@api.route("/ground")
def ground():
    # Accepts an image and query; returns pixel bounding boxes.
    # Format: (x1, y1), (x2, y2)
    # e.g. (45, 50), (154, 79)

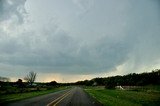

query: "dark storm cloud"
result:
(0, 0), (160, 77)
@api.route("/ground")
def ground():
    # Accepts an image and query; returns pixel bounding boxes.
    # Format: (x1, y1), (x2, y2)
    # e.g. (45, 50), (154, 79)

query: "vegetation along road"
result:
(7, 87), (102, 106)
(85, 86), (160, 106)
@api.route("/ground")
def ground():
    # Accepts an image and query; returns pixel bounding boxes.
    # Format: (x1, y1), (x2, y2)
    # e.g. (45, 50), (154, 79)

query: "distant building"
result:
(115, 86), (124, 90)
(93, 82), (97, 86)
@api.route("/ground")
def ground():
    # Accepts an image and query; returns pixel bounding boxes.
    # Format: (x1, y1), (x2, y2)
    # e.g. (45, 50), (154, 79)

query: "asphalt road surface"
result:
(8, 87), (102, 106)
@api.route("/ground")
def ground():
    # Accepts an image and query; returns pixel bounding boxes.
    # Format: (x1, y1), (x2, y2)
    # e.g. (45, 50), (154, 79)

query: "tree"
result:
(16, 79), (23, 87)
(24, 71), (37, 86)
(16, 79), (25, 92)
(49, 81), (57, 86)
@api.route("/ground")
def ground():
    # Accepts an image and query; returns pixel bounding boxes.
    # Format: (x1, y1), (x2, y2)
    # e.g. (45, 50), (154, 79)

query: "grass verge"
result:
(85, 87), (160, 106)
(0, 86), (69, 104)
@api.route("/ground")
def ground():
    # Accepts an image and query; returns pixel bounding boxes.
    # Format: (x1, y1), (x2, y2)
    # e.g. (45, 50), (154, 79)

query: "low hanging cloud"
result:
(72, 0), (95, 14)
(0, 0), (160, 80)
(0, 0), (26, 23)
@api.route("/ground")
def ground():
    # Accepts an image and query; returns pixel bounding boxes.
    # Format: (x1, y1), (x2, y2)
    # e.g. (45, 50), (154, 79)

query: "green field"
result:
(85, 86), (160, 106)
(0, 86), (69, 104)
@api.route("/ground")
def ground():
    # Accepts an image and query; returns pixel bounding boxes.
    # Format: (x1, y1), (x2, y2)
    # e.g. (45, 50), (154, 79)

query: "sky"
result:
(0, 0), (160, 82)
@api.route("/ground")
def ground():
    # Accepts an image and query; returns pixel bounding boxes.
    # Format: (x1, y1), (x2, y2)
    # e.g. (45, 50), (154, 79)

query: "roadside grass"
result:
(85, 86), (160, 106)
(0, 86), (70, 104)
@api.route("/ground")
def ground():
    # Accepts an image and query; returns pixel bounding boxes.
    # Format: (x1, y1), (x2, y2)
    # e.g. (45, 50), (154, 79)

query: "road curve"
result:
(8, 87), (102, 106)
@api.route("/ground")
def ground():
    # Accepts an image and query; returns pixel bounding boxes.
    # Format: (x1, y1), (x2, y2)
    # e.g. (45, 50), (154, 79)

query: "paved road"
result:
(8, 87), (102, 106)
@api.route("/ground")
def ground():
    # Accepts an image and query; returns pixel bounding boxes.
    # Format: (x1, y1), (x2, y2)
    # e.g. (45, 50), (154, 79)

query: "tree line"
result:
(0, 71), (60, 94)
(1, 69), (160, 90)
(74, 69), (160, 88)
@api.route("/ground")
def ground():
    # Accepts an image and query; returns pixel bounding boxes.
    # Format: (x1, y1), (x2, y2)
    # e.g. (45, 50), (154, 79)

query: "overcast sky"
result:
(0, 0), (160, 82)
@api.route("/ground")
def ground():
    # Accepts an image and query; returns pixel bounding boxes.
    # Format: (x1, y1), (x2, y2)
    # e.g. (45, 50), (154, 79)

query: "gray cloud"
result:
(0, 0), (26, 23)
(0, 0), (160, 80)
(72, 0), (94, 14)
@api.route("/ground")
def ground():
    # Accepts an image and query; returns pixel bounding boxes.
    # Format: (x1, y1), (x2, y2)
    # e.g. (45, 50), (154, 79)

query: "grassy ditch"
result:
(0, 86), (70, 104)
(85, 86), (160, 106)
